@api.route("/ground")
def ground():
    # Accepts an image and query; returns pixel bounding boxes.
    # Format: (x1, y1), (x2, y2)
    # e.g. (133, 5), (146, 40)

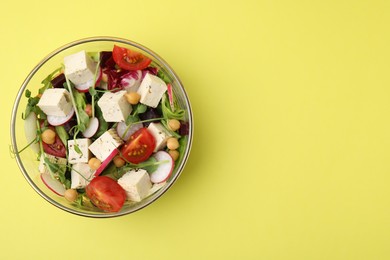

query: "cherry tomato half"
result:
(86, 176), (127, 212)
(112, 45), (152, 71)
(120, 128), (156, 164)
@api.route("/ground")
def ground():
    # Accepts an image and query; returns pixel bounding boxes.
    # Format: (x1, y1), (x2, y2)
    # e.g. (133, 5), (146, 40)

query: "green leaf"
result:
(69, 88), (90, 134)
(117, 157), (169, 175)
(55, 125), (69, 149)
(73, 91), (86, 110)
(126, 114), (140, 125)
(33, 106), (47, 120)
(95, 105), (108, 138)
(135, 103), (147, 114)
(74, 194), (84, 207)
(161, 94), (185, 121)
(23, 106), (32, 120)
(74, 144), (82, 155)
(89, 86), (97, 97)
(77, 109), (90, 132)
(28, 96), (40, 106)
(39, 67), (61, 94)
(100, 162), (121, 180)
(157, 69), (171, 84)
(24, 96), (41, 119)
(44, 157), (60, 173)
(140, 157), (159, 173)
(174, 135), (188, 172)
(25, 89), (31, 98)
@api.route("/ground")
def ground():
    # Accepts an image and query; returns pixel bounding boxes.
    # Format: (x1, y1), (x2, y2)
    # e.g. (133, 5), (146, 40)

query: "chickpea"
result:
(88, 157), (102, 170)
(41, 129), (56, 144)
(168, 150), (180, 161)
(168, 119), (181, 131)
(125, 92), (141, 105)
(167, 137), (180, 150)
(85, 104), (93, 117)
(101, 72), (108, 83)
(113, 156), (126, 168)
(64, 189), (78, 202)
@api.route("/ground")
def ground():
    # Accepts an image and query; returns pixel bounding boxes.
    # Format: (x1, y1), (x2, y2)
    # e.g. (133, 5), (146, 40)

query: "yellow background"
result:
(1, 0), (390, 259)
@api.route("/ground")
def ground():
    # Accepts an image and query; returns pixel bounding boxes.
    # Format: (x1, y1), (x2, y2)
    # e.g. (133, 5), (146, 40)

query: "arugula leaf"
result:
(64, 81), (89, 135)
(37, 119), (69, 189)
(161, 94), (185, 121)
(157, 69), (171, 84)
(73, 144), (82, 155)
(73, 90), (86, 110)
(23, 67), (60, 120)
(100, 162), (121, 180)
(125, 114), (140, 125)
(43, 156), (68, 188)
(117, 156), (169, 176)
(134, 103), (147, 114)
(95, 105), (108, 138)
(124, 103), (147, 125)
(174, 135), (188, 172)
(74, 194), (84, 207)
(55, 125), (69, 149)
(139, 157), (160, 173)
(44, 157), (60, 174)
(73, 91), (90, 132)
(77, 109), (90, 132)
(39, 67), (61, 94)
(23, 94), (46, 120)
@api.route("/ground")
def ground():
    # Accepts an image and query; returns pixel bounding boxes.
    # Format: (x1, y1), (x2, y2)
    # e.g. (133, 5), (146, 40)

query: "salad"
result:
(20, 45), (189, 212)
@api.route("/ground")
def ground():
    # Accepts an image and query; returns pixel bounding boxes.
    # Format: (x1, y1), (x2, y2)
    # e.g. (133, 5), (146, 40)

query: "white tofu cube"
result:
(88, 129), (123, 162)
(137, 73), (167, 108)
(64, 50), (97, 87)
(147, 122), (172, 152)
(37, 88), (73, 117)
(39, 153), (67, 177)
(117, 169), (152, 202)
(67, 138), (91, 164)
(71, 163), (95, 189)
(97, 90), (132, 122)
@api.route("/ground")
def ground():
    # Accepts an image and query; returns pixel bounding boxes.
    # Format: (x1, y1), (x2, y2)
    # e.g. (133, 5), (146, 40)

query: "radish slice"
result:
(150, 151), (174, 183)
(24, 112), (40, 153)
(94, 149), (119, 176)
(82, 117), (99, 138)
(116, 121), (143, 141)
(75, 68), (102, 92)
(40, 172), (66, 196)
(74, 79), (94, 92)
(47, 108), (75, 126)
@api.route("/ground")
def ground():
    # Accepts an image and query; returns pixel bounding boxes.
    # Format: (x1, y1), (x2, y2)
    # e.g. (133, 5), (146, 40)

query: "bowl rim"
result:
(10, 36), (193, 218)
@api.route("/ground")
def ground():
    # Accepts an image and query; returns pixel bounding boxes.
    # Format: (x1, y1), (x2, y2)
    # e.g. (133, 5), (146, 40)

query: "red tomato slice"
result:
(120, 128), (156, 164)
(42, 127), (66, 158)
(112, 45), (152, 71)
(86, 176), (126, 212)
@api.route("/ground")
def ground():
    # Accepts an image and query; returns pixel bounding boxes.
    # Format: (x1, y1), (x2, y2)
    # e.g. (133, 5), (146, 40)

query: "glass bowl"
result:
(10, 37), (193, 218)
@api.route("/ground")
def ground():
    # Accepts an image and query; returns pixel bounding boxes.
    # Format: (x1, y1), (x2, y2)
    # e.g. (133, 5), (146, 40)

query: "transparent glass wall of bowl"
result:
(13, 38), (192, 217)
